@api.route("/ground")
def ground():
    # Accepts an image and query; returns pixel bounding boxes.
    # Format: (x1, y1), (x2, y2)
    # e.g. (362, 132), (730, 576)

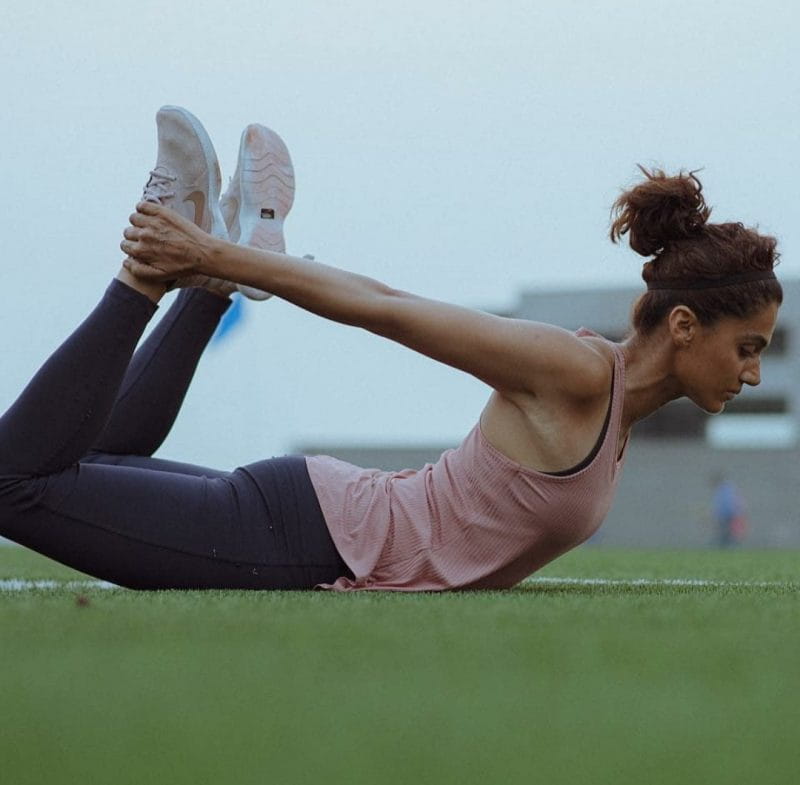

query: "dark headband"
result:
(646, 270), (777, 291)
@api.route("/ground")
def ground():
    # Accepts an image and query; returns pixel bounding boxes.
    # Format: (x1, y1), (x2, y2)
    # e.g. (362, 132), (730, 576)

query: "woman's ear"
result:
(667, 305), (699, 348)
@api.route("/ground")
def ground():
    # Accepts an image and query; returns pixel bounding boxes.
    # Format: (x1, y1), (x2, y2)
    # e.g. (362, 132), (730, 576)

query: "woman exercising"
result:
(0, 106), (781, 591)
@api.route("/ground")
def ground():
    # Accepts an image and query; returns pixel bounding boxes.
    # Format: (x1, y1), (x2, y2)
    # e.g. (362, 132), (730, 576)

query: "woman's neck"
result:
(619, 330), (684, 428)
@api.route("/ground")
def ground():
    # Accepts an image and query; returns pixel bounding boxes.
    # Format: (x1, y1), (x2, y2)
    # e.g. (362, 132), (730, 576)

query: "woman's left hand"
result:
(120, 201), (218, 282)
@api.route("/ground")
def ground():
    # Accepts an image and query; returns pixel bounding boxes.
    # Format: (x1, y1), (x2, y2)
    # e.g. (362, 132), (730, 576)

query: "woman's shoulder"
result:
(555, 331), (617, 401)
(576, 332), (619, 360)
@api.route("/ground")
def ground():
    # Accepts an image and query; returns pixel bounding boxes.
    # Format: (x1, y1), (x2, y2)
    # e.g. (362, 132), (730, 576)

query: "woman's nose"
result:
(741, 358), (761, 387)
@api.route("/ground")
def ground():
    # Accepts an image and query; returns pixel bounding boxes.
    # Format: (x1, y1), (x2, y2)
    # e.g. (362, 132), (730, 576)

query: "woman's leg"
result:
(1, 455), (350, 589)
(82, 451), (230, 478)
(0, 279), (351, 588)
(0, 279), (158, 477)
(88, 287), (232, 460)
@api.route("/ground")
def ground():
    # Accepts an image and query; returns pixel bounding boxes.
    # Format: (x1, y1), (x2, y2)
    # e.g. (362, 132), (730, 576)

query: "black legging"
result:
(0, 280), (352, 589)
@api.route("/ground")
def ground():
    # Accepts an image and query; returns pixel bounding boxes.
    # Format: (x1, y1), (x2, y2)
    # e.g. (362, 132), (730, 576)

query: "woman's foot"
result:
(219, 124), (295, 300)
(137, 106), (235, 296)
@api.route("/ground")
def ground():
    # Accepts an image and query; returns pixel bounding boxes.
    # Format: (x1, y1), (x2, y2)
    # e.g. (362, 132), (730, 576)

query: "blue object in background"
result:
(212, 293), (245, 345)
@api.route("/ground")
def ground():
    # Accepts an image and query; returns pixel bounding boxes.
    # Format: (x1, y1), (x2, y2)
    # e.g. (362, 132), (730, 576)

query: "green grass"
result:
(1, 547), (798, 785)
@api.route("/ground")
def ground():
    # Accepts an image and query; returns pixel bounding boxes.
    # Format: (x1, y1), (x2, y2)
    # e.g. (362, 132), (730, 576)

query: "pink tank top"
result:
(306, 336), (628, 591)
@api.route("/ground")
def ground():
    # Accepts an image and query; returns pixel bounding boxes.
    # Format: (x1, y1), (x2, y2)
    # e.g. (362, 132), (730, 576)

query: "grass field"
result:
(1, 546), (798, 785)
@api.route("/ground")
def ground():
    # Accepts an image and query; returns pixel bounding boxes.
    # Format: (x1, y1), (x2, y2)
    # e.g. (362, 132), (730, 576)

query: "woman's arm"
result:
(122, 202), (610, 397)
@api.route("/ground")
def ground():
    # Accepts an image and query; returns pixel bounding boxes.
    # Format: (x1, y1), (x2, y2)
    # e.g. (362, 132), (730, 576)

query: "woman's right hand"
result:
(120, 201), (220, 282)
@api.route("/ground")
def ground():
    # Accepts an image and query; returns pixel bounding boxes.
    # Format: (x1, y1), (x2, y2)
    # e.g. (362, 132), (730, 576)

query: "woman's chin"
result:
(704, 399), (727, 415)
(689, 394), (725, 415)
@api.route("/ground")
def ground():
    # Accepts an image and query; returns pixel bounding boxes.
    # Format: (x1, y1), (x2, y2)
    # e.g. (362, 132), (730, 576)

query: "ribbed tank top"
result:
(306, 335), (628, 591)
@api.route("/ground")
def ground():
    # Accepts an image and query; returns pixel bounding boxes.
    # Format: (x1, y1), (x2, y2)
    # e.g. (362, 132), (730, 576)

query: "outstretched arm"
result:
(122, 202), (610, 397)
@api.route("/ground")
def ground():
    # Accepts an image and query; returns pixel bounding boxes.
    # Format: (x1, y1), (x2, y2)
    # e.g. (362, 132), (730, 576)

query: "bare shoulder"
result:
(529, 327), (615, 401)
(578, 334), (618, 371)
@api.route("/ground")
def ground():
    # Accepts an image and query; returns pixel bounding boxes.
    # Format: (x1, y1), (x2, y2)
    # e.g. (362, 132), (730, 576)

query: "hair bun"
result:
(610, 166), (711, 256)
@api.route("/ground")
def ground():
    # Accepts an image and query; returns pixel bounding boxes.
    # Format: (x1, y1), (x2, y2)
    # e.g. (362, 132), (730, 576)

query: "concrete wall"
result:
(599, 441), (800, 547)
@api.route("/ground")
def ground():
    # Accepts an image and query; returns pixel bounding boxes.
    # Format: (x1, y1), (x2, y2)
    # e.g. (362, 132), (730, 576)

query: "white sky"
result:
(1, 0), (798, 467)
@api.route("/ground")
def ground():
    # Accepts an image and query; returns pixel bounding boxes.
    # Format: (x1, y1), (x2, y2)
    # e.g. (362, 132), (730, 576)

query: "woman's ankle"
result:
(116, 267), (166, 304)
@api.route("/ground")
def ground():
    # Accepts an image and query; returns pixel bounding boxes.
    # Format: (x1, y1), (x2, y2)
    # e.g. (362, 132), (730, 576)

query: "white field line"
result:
(526, 576), (796, 589)
(0, 579), (116, 591)
(0, 577), (795, 592)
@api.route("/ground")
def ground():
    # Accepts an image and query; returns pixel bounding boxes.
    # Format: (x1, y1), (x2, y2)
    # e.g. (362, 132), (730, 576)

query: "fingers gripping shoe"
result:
(141, 105), (234, 295)
(219, 124), (295, 300)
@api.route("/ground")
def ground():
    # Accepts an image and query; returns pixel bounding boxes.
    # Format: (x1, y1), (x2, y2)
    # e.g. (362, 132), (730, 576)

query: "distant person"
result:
(711, 476), (748, 547)
(0, 106), (782, 591)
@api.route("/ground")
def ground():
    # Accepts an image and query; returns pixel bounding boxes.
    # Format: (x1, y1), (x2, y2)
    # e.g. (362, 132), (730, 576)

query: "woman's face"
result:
(676, 301), (779, 414)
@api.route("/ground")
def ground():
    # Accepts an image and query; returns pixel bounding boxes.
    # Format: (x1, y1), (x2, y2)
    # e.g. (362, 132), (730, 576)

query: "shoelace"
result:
(137, 167), (181, 290)
(142, 167), (177, 203)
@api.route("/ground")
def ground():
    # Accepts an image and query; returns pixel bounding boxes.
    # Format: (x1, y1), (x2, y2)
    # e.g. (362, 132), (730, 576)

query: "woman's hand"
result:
(120, 201), (219, 282)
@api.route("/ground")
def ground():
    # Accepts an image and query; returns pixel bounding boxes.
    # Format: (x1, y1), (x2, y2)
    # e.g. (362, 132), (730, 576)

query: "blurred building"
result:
(298, 280), (800, 547)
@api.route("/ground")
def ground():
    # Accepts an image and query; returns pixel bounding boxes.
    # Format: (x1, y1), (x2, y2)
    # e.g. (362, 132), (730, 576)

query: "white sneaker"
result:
(219, 124), (295, 300)
(142, 105), (234, 295)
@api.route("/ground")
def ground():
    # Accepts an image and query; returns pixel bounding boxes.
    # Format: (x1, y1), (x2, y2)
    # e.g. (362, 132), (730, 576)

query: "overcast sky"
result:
(2, 0), (798, 467)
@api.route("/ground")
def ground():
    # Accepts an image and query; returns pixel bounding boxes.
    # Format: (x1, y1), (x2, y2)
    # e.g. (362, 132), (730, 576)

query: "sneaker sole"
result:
(235, 124), (295, 300)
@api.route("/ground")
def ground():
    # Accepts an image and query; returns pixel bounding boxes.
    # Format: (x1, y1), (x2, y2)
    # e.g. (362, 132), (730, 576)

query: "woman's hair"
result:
(610, 166), (782, 334)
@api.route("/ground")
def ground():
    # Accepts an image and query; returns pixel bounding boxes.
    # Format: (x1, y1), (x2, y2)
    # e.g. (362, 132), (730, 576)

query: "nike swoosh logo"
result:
(183, 191), (206, 229)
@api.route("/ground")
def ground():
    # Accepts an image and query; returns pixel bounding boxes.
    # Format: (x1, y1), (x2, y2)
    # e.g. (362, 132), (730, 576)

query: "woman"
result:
(0, 111), (781, 591)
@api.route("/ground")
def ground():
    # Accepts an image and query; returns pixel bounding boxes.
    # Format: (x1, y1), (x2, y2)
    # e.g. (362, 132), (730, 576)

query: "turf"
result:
(1, 546), (798, 785)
